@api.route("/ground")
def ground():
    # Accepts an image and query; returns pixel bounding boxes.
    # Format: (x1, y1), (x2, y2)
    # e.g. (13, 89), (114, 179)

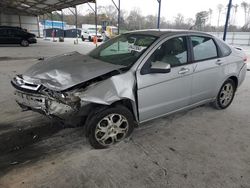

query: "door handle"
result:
(215, 59), (223, 65)
(178, 68), (189, 74)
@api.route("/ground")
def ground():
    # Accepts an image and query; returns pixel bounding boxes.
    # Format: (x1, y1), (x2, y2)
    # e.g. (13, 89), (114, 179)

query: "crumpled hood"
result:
(23, 52), (124, 91)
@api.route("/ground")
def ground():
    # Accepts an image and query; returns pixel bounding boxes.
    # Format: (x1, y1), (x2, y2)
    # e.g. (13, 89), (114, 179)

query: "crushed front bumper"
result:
(14, 90), (76, 119)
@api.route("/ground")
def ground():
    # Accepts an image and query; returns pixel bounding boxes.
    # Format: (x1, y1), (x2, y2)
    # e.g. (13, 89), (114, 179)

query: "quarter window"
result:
(149, 36), (188, 67)
(191, 36), (218, 61)
(215, 38), (232, 57)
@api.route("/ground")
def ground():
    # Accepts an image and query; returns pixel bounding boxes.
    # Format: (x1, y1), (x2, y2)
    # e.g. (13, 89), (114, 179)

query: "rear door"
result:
(137, 35), (194, 122)
(189, 35), (224, 104)
(0, 29), (9, 44)
(8, 29), (23, 44)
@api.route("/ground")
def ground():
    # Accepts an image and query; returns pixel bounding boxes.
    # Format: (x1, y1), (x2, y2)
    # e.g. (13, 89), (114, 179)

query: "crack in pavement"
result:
(131, 138), (168, 178)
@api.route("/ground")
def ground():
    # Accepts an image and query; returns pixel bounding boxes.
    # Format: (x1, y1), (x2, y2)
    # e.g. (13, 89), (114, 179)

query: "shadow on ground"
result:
(0, 116), (63, 154)
(0, 126), (86, 177)
(0, 101), (201, 176)
(0, 105), (193, 177)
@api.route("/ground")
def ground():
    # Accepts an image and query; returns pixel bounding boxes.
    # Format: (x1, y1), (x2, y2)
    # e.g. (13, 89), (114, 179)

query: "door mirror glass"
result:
(150, 61), (171, 73)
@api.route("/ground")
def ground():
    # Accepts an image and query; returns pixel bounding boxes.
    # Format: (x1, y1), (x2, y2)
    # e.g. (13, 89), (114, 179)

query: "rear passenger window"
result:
(191, 36), (218, 61)
(0, 29), (7, 36)
(9, 29), (21, 35)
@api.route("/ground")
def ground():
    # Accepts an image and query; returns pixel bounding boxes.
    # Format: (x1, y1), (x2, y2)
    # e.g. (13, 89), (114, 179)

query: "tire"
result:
(88, 106), (135, 149)
(212, 79), (236, 109)
(88, 36), (93, 42)
(81, 36), (85, 41)
(20, 39), (29, 47)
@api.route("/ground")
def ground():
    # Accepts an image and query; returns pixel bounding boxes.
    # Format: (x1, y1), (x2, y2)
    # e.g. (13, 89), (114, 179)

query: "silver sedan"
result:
(11, 30), (247, 149)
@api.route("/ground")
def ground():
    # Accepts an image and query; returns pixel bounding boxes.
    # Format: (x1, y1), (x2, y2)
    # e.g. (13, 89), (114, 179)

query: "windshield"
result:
(112, 28), (118, 35)
(89, 34), (158, 67)
(88, 28), (96, 33)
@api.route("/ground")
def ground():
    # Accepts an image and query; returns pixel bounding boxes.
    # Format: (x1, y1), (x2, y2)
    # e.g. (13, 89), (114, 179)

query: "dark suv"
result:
(0, 26), (37, 47)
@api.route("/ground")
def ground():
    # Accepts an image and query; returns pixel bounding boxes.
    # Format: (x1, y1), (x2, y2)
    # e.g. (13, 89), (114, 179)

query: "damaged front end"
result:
(11, 71), (138, 123)
(12, 75), (82, 120)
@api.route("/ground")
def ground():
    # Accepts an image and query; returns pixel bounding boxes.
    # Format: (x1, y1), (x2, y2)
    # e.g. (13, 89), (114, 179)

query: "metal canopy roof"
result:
(0, 0), (95, 16)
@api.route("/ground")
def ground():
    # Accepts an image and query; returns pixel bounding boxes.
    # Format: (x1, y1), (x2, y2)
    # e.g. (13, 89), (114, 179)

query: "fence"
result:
(209, 32), (250, 46)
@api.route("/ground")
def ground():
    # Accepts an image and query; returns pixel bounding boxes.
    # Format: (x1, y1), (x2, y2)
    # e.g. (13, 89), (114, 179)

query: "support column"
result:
(37, 16), (40, 37)
(223, 0), (233, 41)
(43, 15), (46, 39)
(118, 0), (120, 34)
(157, 0), (161, 29)
(61, 10), (64, 38)
(75, 6), (78, 44)
(111, 0), (121, 34)
(95, 0), (97, 46)
(51, 13), (54, 28)
(19, 15), (22, 27)
(51, 13), (55, 41)
(87, 1), (98, 46)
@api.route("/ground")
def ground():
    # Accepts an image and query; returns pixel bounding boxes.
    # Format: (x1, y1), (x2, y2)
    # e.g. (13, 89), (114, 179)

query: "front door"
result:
(136, 36), (193, 122)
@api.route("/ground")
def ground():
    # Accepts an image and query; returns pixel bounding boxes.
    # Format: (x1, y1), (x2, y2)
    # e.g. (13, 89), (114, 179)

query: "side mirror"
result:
(150, 61), (171, 73)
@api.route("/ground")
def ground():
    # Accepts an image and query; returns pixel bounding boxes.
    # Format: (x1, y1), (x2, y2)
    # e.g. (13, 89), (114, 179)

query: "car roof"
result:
(125, 29), (213, 37)
(0, 26), (22, 29)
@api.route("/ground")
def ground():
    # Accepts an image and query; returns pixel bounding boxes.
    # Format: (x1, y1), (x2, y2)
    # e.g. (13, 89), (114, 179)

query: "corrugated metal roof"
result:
(0, 0), (95, 16)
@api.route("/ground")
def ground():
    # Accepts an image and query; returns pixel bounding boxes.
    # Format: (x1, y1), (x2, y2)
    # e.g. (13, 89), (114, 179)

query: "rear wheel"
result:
(81, 36), (85, 41)
(212, 79), (236, 109)
(88, 106), (134, 149)
(20, 39), (29, 47)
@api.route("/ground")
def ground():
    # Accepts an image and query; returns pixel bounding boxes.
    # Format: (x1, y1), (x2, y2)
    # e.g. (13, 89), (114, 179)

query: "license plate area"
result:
(15, 91), (46, 109)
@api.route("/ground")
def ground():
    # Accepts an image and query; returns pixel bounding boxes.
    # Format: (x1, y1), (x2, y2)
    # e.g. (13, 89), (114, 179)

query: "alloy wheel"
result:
(219, 83), (234, 107)
(94, 113), (129, 146)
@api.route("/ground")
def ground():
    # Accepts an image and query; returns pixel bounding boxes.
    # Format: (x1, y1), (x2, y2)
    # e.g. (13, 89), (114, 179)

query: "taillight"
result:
(244, 57), (247, 62)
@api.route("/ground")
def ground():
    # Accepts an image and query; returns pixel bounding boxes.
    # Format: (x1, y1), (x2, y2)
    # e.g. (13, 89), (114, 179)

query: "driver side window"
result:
(150, 36), (188, 68)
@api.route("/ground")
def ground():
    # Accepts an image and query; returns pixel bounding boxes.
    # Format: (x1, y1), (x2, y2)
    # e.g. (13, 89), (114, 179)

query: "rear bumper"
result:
(238, 63), (247, 87)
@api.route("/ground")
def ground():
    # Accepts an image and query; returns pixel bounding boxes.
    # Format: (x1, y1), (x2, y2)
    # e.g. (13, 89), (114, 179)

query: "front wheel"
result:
(88, 106), (135, 149)
(20, 39), (29, 47)
(212, 79), (236, 109)
(88, 36), (93, 42)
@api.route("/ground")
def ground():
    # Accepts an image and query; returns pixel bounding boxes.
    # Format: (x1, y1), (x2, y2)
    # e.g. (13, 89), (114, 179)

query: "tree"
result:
(144, 15), (157, 29)
(217, 4), (223, 28)
(231, 4), (239, 25)
(98, 5), (118, 25)
(186, 18), (195, 29)
(241, 1), (249, 25)
(209, 8), (213, 25)
(126, 8), (143, 30)
(195, 11), (209, 30)
(174, 13), (184, 28)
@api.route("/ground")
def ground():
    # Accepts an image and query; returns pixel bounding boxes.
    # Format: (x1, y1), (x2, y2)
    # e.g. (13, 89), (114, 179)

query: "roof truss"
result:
(0, 0), (95, 16)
